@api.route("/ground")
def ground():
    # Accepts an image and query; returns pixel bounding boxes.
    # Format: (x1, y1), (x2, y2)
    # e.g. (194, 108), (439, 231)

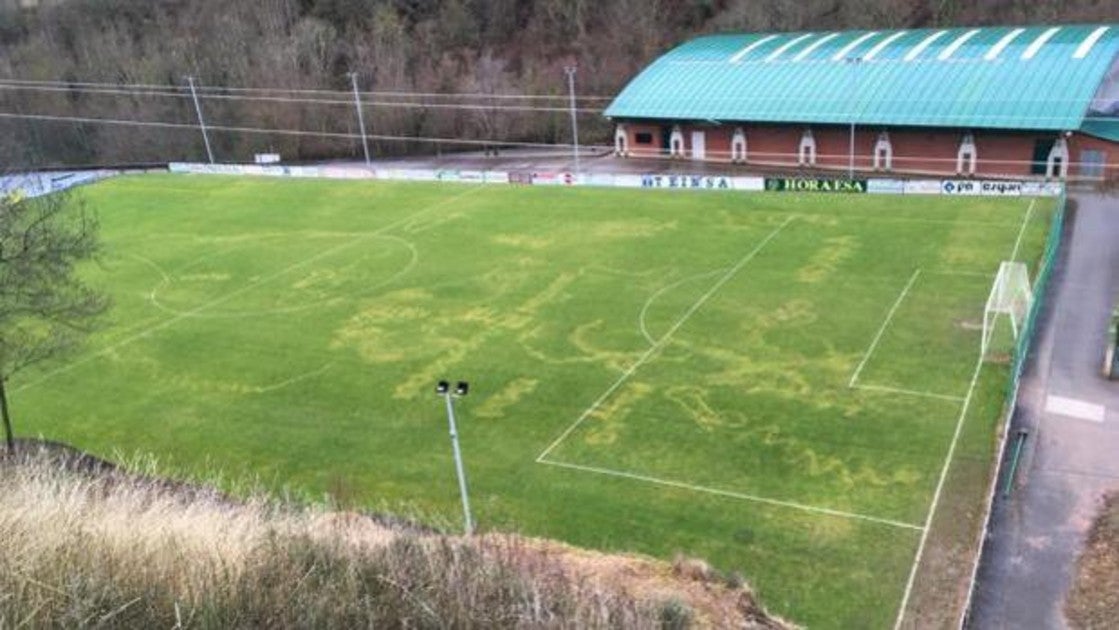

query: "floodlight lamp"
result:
(436, 380), (450, 395)
(455, 381), (469, 396)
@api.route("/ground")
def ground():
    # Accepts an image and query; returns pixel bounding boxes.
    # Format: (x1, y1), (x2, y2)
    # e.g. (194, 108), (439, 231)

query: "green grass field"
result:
(15, 175), (1054, 627)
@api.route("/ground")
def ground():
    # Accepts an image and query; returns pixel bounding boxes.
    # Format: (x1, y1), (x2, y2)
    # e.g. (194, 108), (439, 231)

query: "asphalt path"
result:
(970, 192), (1119, 629)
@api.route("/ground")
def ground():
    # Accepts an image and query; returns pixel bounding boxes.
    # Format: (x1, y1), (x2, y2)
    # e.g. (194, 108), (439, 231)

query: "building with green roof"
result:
(605, 24), (1119, 181)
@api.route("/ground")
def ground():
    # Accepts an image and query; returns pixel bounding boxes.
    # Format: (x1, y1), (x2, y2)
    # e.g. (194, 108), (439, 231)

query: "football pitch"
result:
(16, 175), (1054, 627)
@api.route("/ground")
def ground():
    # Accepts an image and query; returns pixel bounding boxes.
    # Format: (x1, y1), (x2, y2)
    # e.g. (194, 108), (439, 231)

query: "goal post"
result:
(982, 261), (1033, 360)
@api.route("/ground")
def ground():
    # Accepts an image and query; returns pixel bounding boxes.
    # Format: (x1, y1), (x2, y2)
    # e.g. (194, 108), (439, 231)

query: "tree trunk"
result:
(0, 376), (13, 454)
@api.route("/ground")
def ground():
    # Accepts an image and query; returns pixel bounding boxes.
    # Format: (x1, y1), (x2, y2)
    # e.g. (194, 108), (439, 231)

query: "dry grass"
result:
(1067, 492), (1119, 629)
(0, 444), (790, 629)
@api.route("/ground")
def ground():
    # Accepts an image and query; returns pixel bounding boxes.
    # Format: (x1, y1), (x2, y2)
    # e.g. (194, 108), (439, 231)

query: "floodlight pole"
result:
(186, 76), (215, 164)
(564, 65), (581, 177)
(441, 390), (474, 535)
(349, 72), (372, 167)
(846, 57), (862, 180)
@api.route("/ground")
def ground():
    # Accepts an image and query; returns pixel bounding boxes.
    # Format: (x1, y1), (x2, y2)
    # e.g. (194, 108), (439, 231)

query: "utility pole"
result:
(349, 72), (372, 167)
(436, 380), (474, 535)
(185, 76), (215, 164)
(564, 66), (580, 177)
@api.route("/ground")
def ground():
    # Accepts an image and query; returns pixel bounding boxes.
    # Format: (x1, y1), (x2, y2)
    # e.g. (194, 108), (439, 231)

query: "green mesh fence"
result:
(960, 192), (1069, 629)
(1006, 192), (1066, 398)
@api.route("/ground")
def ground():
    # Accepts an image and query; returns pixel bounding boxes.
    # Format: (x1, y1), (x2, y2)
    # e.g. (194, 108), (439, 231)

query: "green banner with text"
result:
(764, 178), (868, 193)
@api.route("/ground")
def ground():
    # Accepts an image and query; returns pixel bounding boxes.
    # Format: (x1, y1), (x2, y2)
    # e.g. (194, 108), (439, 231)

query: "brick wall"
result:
(616, 120), (1119, 180)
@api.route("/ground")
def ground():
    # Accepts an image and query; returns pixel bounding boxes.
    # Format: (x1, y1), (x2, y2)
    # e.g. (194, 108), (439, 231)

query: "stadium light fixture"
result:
(436, 379), (474, 535)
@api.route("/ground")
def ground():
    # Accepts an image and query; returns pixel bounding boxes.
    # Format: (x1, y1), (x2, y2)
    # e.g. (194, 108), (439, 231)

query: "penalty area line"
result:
(851, 383), (965, 403)
(535, 216), (795, 463)
(848, 269), (921, 388)
(538, 458), (925, 532)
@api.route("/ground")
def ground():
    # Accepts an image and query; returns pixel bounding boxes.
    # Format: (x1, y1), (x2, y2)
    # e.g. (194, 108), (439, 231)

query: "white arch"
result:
(670, 126), (685, 158)
(957, 133), (978, 175)
(1047, 136), (1069, 179)
(873, 131), (893, 171)
(731, 127), (747, 162)
(799, 128), (817, 166)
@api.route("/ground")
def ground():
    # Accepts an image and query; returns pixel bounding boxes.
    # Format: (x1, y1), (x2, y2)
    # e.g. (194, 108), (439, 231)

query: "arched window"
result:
(670, 126), (685, 158)
(1047, 136), (1069, 179)
(799, 128), (817, 166)
(731, 127), (747, 162)
(957, 133), (978, 175)
(874, 131), (893, 171)
(614, 124), (629, 157)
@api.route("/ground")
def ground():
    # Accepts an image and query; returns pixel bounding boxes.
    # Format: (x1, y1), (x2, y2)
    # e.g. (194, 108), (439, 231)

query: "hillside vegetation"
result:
(0, 443), (789, 629)
(0, 0), (1112, 166)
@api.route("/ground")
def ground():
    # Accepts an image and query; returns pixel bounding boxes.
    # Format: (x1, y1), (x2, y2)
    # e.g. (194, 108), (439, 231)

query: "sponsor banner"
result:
(585, 173), (619, 188)
(457, 170), (487, 184)
(765, 178), (867, 193)
(321, 166), (374, 179)
(484, 171), (509, 184)
(508, 171), (533, 185)
(941, 179), (1023, 196)
(731, 177), (765, 191)
(903, 179), (943, 195)
(532, 172), (575, 186)
(1021, 181), (1065, 197)
(254, 153), (281, 164)
(641, 174), (735, 190)
(867, 179), (906, 194)
(435, 170), (461, 183)
(612, 174), (645, 188)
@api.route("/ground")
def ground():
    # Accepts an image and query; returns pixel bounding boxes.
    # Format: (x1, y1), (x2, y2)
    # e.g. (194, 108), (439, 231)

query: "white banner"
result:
(868, 179), (906, 194)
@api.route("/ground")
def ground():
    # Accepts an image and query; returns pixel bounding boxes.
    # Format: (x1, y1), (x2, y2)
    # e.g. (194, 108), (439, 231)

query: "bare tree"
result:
(0, 187), (109, 452)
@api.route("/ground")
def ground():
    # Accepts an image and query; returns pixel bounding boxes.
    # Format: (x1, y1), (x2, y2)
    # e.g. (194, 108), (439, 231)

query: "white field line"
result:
(637, 268), (726, 346)
(851, 383), (965, 403)
(893, 351), (986, 629)
(848, 269), (922, 388)
(890, 193), (1038, 630)
(535, 217), (795, 462)
(539, 458), (925, 531)
(1009, 199), (1037, 263)
(14, 187), (481, 395)
(147, 234), (420, 319)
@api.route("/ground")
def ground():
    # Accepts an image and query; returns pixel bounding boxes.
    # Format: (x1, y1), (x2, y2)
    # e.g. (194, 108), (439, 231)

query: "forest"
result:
(0, 0), (1112, 166)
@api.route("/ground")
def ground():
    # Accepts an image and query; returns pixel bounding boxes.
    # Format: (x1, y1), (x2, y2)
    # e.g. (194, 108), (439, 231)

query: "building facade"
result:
(606, 25), (1119, 181)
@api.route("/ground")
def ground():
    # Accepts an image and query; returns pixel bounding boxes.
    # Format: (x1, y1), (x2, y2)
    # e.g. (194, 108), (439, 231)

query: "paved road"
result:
(970, 192), (1119, 628)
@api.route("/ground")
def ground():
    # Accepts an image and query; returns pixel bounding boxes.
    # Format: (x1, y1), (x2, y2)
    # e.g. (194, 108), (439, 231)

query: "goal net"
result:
(982, 261), (1033, 360)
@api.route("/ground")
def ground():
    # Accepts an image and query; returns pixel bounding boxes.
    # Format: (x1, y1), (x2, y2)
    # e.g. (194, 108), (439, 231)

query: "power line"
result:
(0, 82), (606, 114)
(0, 77), (615, 101)
(0, 110), (614, 151)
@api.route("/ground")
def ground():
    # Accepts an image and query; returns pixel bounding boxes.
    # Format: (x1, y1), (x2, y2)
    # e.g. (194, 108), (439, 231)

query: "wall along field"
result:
(15, 175), (1053, 627)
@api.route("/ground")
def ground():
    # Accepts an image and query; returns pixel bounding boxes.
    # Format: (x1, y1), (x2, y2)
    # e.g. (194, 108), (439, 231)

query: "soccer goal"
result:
(982, 261), (1033, 360)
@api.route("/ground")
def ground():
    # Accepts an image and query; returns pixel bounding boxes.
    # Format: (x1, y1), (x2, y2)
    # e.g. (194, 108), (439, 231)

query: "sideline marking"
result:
(849, 269), (921, 387)
(536, 217), (795, 462)
(851, 383), (965, 403)
(539, 458), (924, 531)
(14, 187), (481, 395)
(893, 351), (985, 628)
(893, 199), (1037, 627)
(1009, 199), (1037, 263)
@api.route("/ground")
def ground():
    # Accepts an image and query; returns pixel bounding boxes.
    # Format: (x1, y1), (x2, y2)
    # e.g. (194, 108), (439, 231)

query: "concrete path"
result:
(970, 192), (1119, 628)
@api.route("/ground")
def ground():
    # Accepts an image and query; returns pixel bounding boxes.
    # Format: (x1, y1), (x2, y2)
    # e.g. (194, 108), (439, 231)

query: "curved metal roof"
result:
(604, 25), (1119, 133)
